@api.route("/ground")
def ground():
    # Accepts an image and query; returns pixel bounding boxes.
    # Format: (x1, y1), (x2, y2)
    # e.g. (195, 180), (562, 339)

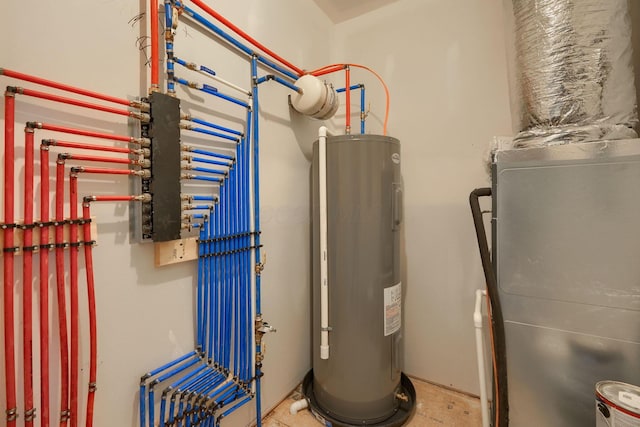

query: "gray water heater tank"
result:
(305, 134), (415, 426)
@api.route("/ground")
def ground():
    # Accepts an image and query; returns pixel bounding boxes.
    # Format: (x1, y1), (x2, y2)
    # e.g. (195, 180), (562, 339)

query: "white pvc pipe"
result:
(318, 126), (333, 360)
(289, 398), (309, 415)
(196, 69), (252, 97)
(474, 289), (490, 427)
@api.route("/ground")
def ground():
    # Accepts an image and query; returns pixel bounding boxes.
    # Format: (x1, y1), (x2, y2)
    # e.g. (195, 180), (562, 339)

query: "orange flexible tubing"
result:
(309, 63), (390, 136)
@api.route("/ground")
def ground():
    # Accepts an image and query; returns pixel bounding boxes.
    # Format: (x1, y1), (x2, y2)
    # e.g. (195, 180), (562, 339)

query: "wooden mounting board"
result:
(154, 237), (198, 267)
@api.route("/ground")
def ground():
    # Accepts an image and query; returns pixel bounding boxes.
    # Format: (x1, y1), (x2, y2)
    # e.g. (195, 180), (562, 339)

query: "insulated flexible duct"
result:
(511, 0), (638, 147)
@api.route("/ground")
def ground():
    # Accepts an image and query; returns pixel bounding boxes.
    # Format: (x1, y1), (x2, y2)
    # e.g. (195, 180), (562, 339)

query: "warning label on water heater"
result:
(384, 282), (402, 336)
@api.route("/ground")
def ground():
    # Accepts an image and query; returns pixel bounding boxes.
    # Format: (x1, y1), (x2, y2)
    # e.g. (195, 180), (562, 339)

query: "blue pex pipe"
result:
(148, 356), (202, 427)
(167, 43), (175, 93)
(186, 174), (222, 183)
(214, 201), (221, 366)
(162, 365), (209, 426)
(190, 195), (217, 202)
(201, 85), (250, 109)
(273, 75), (300, 92)
(235, 140), (242, 380)
(187, 126), (240, 142)
(173, 55), (218, 78)
(166, 1), (175, 94)
(173, 369), (214, 423)
(256, 75), (301, 93)
(165, 0), (172, 28)
(223, 172), (232, 370)
(337, 84), (366, 134)
(190, 156), (231, 167)
(202, 218), (211, 362)
(190, 166), (226, 176)
(361, 86), (366, 134)
(198, 226), (206, 350)
(140, 384), (146, 427)
(175, 1), (299, 81)
(220, 394), (253, 420)
(185, 205), (213, 211)
(232, 162), (240, 377)
(217, 184), (225, 368)
(190, 117), (243, 137)
(190, 148), (234, 162)
(336, 84), (361, 93)
(140, 351), (198, 427)
(174, 76), (250, 109)
(251, 55), (263, 427)
(243, 109), (252, 383)
(207, 207), (216, 362)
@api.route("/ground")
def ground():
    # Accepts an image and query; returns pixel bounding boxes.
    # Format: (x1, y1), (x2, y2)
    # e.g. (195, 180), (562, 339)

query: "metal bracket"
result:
(24, 408), (36, 422)
(6, 408), (18, 422)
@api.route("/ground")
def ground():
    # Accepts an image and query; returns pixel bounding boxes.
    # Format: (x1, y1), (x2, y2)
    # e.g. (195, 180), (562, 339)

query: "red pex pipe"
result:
(76, 167), (137, 175)
(345, 66), (351, 134)
(47, 140), (139, 155)
(89, 195), (137, 202)
(64, 154), (137, 165)
(189, 0), (305, 76)
(34, 123), (139, 144)
(81, 203), (97, 427)
(0, 68), (131, 106)
(23, 128), (35, 427)
(150, 0), (159, 89)
(310, 65), (344, 77)
(39, 144), (51, 427)
(3, 90), (17, 427)
(69, 174), (80, 427)
(17, 88), (135, 118)
(55, 160), (70, 426)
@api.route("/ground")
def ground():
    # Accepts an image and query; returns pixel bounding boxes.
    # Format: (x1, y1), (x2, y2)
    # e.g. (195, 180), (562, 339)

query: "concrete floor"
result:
(262, 377), (482, 427)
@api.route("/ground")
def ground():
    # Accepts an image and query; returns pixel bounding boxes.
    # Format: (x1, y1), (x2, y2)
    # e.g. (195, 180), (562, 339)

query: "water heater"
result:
(303, 133), (415, 426)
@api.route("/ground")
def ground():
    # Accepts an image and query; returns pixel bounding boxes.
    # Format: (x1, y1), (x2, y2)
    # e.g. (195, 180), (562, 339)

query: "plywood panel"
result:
(264, 377), (482, 427)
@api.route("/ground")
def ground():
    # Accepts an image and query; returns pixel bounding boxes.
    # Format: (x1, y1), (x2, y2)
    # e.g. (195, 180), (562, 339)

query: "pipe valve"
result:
(258, 322), (276, 334)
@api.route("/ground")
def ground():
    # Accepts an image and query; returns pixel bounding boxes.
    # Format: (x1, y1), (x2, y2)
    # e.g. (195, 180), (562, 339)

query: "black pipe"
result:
(469, 187), (509, 427)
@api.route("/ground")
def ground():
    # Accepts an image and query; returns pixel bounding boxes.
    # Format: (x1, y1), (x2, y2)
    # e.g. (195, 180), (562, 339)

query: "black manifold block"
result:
(147, 92), (181, 242)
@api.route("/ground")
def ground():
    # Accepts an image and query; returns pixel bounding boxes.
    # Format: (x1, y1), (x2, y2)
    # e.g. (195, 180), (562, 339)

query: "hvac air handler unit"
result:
(303, 131), (416, 426)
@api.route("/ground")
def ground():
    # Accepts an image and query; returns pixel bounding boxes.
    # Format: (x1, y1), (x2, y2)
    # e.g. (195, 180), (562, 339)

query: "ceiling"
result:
(312, 0), (401, 23)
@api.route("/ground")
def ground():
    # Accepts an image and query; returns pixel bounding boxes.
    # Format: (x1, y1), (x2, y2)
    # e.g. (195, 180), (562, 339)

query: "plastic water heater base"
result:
(302, 370), (416, 427)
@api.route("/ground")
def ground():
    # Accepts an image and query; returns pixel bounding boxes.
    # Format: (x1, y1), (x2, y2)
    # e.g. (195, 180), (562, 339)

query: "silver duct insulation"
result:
(511, 0), (638, 148)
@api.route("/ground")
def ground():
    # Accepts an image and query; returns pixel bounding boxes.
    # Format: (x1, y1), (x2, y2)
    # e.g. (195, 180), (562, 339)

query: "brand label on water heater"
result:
(384, 282), (402, 336)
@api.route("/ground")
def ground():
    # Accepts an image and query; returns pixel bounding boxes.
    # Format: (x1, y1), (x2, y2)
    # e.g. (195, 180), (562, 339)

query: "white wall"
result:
(0, 1), (332, 425)
(331, 0), (512, 394)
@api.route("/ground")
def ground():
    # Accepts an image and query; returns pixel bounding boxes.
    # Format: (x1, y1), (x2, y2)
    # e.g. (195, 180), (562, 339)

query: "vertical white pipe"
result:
(474, 289), (490, 427)
(318, 126), (332, 360)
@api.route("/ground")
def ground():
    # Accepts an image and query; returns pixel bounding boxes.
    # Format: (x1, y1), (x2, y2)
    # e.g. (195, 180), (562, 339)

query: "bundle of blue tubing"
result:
(139, 120), (255, 427)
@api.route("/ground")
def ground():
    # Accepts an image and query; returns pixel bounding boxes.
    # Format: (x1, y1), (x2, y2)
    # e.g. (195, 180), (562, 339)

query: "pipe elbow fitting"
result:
(289, 398), (308, 415)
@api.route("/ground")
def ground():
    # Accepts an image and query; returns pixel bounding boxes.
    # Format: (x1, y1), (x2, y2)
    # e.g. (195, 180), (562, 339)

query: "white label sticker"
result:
(619, 391), (640, 410)
(384, 282), (402, 336)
